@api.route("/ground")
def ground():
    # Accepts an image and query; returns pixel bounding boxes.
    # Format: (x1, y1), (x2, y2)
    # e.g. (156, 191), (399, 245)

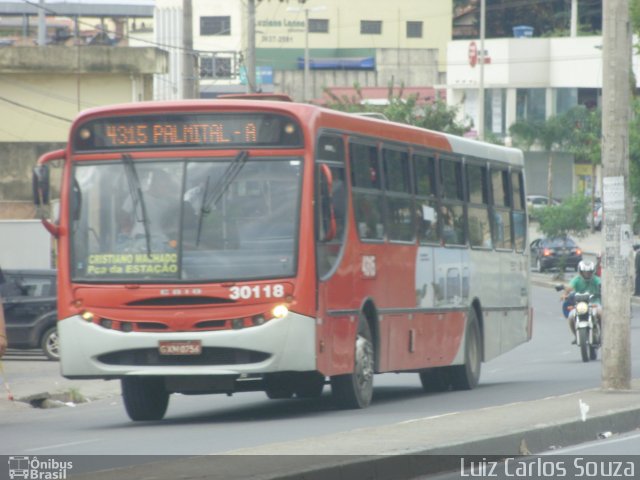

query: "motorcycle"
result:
(555, 285), (601, 362)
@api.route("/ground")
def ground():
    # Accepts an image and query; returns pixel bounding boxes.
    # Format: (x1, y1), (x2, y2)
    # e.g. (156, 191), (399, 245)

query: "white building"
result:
(446, 35), (615, 138)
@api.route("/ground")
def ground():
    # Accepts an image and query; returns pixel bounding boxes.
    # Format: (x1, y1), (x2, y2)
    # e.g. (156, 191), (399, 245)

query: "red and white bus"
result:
(34, 98), (531, 421)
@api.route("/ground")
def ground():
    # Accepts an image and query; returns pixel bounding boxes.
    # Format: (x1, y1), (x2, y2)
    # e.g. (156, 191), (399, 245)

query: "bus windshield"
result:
(70, 156), (302, 282)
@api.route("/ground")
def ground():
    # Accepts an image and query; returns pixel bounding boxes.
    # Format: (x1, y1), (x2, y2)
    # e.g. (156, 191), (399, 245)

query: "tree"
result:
(509, 115), (570, 204)
(536, 194), (590, 239)
(453, 0), (602, 39)
(536, 194), (590, 278)
(323, 83), (472, 135)
(563, 105), (602, 230)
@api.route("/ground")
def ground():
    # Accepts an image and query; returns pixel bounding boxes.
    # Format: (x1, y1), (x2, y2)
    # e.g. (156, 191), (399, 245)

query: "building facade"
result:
(154, 0), (452, 100)
(445, 34), (640, 198)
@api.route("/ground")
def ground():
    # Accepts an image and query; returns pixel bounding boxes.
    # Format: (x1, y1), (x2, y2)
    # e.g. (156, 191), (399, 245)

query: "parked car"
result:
(0, 269), (59, 360)
(530, 237), (583, 273)
(526, 195), (561, 219)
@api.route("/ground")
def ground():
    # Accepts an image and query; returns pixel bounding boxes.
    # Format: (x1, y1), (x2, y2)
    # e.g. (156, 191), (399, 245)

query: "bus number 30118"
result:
(229, 284), (285, 300)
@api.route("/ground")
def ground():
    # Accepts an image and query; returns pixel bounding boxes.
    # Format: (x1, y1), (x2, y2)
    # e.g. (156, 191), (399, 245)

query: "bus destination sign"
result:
(73, 113), (302, 151)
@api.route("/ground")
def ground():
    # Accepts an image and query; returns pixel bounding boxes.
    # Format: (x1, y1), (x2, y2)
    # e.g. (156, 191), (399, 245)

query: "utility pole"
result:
(246, 0), (257, 93)
(601, 0), (632, 390)
(182, 0), (196, 99)
(38, 0), (46, 46)
(478, 0), (485, 141)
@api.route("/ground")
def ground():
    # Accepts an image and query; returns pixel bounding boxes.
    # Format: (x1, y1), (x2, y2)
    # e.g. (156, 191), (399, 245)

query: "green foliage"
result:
(509, 114), (571, 152)
(563, 106), (602, 165)
(479, 0), (601, 38)
(536, 194), (590, 239)
(323, 83), (472, 135)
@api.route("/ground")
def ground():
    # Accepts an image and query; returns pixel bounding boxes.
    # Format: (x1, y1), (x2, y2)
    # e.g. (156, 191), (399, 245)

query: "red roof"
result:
(317, 86), (445, 105)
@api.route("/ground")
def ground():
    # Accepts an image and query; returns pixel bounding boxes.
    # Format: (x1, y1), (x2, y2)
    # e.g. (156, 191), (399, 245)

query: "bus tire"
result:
(450, 309), (482, 390)
(330, 315), (374, 409)
(121, 377), (169, 421)
(264, 373), (295, 399)
(294, 372), (325, 398)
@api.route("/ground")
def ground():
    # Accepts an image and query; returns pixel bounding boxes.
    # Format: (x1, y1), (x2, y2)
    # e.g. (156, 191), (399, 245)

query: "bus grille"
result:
(97, 347), (270, 366)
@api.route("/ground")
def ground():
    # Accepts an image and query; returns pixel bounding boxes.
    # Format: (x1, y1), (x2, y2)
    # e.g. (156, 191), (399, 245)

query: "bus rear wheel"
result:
(331, 315), (374, 409)
(449, 309), (482, 390)
(121, 377), (169, 421)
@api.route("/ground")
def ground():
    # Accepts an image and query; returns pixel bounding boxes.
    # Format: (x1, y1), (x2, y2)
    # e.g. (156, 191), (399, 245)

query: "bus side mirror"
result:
(318, 164), (336, 242)
(32, 165), (50, 206)
(33, 149), (66, 238)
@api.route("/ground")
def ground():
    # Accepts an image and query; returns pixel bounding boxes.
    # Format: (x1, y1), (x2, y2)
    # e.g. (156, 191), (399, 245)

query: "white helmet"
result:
(578, 260), (595, 278)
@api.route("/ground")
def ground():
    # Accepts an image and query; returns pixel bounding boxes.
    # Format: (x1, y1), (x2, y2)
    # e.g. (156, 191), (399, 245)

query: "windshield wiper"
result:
(121, 153), (152, 257)
(195, 150), (249, 246)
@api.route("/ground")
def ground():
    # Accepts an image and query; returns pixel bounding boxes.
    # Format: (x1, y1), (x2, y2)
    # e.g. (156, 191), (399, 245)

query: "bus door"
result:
(314, 134), (351, 375)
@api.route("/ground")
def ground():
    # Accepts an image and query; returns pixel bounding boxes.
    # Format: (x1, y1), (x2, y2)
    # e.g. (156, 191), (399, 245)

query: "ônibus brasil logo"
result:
(7, 456), (73, 480)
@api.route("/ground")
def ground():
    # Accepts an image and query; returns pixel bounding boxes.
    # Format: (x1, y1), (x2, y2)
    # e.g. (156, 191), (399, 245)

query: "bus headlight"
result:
(81, 311), (95, 322)
(271, 304), (289, 319)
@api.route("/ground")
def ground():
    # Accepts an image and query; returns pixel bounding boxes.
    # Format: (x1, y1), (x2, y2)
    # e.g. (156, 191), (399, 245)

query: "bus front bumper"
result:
(57, 312), (317, 378)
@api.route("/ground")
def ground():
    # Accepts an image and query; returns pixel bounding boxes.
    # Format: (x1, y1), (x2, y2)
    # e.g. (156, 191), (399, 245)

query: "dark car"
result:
(1, 269), (59, 360)
(530, 237), (583, 273)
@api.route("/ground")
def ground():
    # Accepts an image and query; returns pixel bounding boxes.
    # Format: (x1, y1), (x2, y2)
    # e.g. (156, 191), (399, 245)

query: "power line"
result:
(0, 95), (72, 123)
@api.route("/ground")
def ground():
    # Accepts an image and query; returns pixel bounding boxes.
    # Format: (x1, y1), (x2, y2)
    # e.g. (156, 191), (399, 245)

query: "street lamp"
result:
(287, 5), (326, 102)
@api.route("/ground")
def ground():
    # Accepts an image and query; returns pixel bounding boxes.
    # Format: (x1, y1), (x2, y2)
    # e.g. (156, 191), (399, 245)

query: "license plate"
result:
(158, 340), (202, 355)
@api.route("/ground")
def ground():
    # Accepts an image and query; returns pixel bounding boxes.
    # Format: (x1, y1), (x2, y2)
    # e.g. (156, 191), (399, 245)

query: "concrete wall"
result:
(524, 151), (574, 200)
(275, 48), (440, 101)
(0, 46), (167, 142)
(0, 46), (168, 218)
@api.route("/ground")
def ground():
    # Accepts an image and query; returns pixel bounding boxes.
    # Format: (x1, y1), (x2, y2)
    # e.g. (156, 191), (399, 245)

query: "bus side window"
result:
(440, 158), (466, 246)
(511, 171), (526, 252)
(350, 142), (384, 241)
(414, 153), (438, 244)
(316, 134), (347, 278)
(491, 168), (513, 250)
(383, 148), (413, 242)
(467, 163), (492, 249)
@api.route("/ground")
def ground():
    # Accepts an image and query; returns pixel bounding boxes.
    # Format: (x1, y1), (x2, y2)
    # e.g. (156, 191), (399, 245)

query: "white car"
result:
(526, 195), (560, 219)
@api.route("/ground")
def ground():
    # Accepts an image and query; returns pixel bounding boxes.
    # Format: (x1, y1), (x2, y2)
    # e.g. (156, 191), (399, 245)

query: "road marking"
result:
(25, 438), (102, 452)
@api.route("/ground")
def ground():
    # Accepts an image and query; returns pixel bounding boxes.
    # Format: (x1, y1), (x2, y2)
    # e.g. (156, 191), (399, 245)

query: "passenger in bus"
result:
(120, 169), (180, 250)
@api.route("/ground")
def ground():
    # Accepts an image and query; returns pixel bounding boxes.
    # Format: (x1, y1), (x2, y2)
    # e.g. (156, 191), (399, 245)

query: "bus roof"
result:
(71, 99), (523, 167)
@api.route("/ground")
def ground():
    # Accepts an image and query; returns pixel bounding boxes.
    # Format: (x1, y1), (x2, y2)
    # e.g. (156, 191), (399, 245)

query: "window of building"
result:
(309, 18), (329, 33)
(406, 21), (423, 38)
(361, 20), (382, 35)
(200, 16), (231, 36)
(200, 56), (232, 79)
(516, 88), (546, 122)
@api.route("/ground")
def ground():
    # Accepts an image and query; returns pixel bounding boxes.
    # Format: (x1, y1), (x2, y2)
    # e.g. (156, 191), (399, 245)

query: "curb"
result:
(69, 384), (640, 480)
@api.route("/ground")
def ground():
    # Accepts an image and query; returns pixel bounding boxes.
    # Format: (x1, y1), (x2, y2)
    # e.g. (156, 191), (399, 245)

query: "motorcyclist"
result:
(562, 260), (602, 344)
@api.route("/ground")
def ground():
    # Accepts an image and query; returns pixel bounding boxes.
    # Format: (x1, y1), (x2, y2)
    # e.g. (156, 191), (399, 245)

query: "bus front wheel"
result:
(330, 315), (374, 409)
(121, 376), (169, 421)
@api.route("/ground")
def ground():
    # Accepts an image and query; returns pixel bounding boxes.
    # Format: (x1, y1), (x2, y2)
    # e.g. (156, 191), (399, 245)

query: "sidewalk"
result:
(69, 381), (640, 480)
